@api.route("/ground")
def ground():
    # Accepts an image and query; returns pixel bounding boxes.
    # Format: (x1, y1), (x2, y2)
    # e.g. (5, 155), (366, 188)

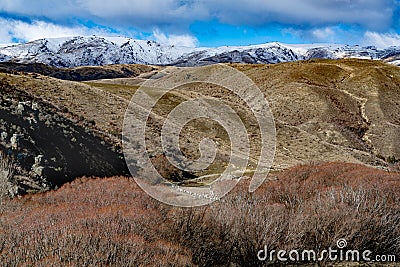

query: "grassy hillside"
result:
(238, 59), (400, 168)
(90, 59), (400, 172)
(0, 59), (399, 266)
(0, 59), (399, 189)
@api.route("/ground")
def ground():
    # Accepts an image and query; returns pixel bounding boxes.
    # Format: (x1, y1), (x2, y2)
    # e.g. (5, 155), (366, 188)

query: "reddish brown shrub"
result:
(0, 162), (399, 266)
(0, 177), (192, 266)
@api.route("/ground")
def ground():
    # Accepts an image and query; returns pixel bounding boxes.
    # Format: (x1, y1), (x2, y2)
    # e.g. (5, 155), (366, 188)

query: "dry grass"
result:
(235, 59), (400, 169)
(171, 162), (400, 266)
(83, 82), (139, 100)
(0, 162), (399, 266)
(0, 176), (192, 266)
(2, 59), (400, 173)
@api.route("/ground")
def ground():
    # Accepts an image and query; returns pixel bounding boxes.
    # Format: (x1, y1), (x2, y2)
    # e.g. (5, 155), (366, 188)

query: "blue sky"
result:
(0, 0), (399, 48)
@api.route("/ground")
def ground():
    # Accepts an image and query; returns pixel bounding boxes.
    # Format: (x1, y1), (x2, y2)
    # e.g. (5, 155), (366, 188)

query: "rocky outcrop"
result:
(0, 78), (129, 195)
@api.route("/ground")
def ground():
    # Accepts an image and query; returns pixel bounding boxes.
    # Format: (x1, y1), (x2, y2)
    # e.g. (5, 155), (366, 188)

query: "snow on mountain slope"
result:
(173, 42), (303, 66)
(0, 36), (399, 67)
(0, 36), (201, 67)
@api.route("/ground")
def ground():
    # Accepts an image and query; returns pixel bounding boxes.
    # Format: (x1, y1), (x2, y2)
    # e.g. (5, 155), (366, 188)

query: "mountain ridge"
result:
(0, 36), (399, 67)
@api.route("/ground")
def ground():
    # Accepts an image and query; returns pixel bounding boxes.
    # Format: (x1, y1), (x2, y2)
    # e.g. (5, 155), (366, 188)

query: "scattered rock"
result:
(10, 133), (18, 150)
(1, 131), (7, 141)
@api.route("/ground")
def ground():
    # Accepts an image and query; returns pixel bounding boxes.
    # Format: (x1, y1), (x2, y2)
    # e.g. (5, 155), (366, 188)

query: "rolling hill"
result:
(0, 58), (399, 194)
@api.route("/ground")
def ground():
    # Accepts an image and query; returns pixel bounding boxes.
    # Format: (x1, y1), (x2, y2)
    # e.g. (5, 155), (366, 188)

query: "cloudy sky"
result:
(0, 0), (399, 48)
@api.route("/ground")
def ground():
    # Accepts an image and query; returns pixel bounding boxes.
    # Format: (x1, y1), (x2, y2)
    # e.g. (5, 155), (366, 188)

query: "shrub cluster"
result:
(0, 162), (399, 266)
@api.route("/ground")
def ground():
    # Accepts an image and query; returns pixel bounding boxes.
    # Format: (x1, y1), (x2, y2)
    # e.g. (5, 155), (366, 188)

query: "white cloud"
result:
(362, 31), (400, 48)
(0, 0), (395, 31)
(0, 0), (209, 30)
(310, 27), (336, 42)
(76, 0), (208, 24)
(0, 18), (113, 43)
(12, 21), (88, 41)
(0, 18), (202, 47)
(0, 18), (200, 47)
(284, 27), (400, 48)
(152, 29), (198, 47)
(0, 0), (398, 46)
(220, 0), (393, 30)
(283, 26), (366, 44)
(284, 26), (341, 43)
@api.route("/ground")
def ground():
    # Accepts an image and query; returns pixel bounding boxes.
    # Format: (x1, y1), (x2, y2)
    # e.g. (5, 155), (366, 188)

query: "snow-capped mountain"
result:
(0, 36), (399, 67)
(0, 36), (197, 67)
